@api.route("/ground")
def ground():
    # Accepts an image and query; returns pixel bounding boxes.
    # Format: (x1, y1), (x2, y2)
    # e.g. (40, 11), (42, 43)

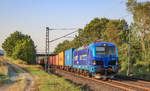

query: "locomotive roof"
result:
(75, 42), (116, 51)
(90, 42), (116, 46)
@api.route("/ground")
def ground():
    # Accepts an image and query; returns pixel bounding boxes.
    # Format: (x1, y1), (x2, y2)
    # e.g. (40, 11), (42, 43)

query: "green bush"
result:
(2, 31), (36, 64)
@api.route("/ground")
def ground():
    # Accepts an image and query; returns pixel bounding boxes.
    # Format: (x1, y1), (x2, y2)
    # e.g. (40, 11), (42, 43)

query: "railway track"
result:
(54, 69), (150, 91)
(116, 76), (150, 89)
(109, 79), (150, 91)
(117, 76), (150, 84)
(136, 80), (150, 84)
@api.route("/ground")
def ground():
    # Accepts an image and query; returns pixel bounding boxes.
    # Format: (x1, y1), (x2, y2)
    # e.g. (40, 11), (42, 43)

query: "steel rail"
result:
(56, 69), (135, 91)
(110, 80), (150, 91)
(56, 69), (150, 91)
(137, 80), (150, 84)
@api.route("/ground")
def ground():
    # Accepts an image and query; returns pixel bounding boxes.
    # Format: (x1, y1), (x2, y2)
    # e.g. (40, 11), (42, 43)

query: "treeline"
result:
(53, 18), (128, 53)
(53, 0), (150, 78)
(2, 31), (36, 64)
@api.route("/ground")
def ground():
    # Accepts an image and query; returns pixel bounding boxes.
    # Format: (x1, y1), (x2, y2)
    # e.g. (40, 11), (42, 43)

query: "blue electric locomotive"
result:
(72, 41), (118, 78)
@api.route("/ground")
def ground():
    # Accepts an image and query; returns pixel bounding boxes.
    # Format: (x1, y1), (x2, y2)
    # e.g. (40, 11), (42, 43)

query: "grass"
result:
(5, 57), (83, 91)
(5, 56), (27, 65)
(131, 61), (150, 80)
(119, 59), (150, 80)
(0, 57), (9, 86)
(23, 65), (82, 91)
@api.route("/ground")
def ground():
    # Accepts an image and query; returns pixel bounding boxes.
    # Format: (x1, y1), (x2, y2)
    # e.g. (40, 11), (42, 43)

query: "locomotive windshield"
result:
(95, 46), (115, 56)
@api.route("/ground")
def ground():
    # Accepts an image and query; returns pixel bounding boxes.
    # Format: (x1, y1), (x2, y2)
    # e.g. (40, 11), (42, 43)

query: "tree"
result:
(105, 19), (128, 46)
(81, 18), (109, 45)
(126, 0), (150, 53)
(126, 0), (150, 78)
(53, 18), (128, 54)
(12, 39), (36, 64)
(2, 31), (25, 56)
(53, 40), (71, 54)
(53, 18), (128, 56)
(2, 31), (36, 64)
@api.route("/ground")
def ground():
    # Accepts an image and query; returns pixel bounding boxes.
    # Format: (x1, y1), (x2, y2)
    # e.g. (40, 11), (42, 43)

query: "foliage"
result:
(53, 18), (128, 53)
(2, 31), (26, 56)
(126, 0), (150, 52)
(105, 20), (128, 46)
(125, 0), (150, 78)
(2, 31), (36, 64)
(53, 40), (71, 54)
(5, 56), (27, 65)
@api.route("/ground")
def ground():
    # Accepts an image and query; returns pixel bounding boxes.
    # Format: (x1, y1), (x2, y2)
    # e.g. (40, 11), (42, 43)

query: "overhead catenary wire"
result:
(38, 24), (129, 54)
(48, 30), (78, 43)
(49, 28), (78, 30)
(41, 17), (130, 54)
(48, 24), (131, 44)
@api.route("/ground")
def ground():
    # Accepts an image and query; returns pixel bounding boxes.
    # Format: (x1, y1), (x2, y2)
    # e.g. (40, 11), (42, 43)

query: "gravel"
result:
(53, 69), (124, 91)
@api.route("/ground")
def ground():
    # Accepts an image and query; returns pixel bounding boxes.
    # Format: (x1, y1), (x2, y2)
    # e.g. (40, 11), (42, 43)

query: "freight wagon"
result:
(58, 52), (65, 69)
(55, 55), (59, 66)
(52, 56), (56, 66)
(37, 58), (45, 67)
(64, 48), (75, 71)
(49, 54), (56, 68)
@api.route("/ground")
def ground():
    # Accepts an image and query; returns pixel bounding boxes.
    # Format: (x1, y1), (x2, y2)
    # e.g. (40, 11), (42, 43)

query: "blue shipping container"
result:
(65, 48), (75, 67)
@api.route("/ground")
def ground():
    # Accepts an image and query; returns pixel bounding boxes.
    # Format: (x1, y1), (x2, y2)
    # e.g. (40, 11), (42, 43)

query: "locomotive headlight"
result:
(92, 60), (96, 65)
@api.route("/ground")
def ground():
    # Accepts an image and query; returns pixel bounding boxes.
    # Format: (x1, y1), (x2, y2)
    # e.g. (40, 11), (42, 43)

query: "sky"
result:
(0, 0), (149, 53)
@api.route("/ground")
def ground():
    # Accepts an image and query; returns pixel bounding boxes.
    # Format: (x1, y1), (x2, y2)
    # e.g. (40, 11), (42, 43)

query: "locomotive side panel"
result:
(73, 48), (89, 70)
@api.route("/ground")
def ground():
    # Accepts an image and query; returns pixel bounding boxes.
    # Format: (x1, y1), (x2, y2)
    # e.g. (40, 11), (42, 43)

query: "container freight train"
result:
(38, 41), (119, 79)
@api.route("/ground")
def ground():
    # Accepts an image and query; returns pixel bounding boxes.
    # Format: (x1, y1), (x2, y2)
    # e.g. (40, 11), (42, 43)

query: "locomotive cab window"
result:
(95, 47), (105, 56)
(95, 46), (115, 56)
(106, 46), (115, 56)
